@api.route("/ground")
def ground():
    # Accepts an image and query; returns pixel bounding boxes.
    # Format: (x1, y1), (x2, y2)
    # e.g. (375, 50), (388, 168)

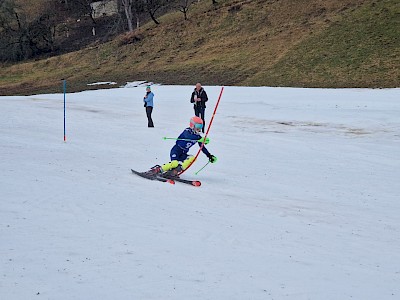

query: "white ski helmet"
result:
(189, 116), (203, 131)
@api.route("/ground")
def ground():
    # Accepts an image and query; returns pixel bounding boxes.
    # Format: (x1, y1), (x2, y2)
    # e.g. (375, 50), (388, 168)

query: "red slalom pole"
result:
(179, 86), (224, 175)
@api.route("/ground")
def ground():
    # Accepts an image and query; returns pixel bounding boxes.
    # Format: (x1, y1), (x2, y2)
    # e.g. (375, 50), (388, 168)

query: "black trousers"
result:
(146, 106), (154, 127)
(194, 106), (205, 133)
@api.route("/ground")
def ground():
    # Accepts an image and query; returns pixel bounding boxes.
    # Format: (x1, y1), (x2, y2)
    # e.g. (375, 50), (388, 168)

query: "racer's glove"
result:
(198, 137), (210, 145)
(207, 154), (217, 163)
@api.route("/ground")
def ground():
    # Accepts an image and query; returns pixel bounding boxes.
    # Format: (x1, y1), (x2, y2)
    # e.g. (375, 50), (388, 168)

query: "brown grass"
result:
(0, 0), (398, 95)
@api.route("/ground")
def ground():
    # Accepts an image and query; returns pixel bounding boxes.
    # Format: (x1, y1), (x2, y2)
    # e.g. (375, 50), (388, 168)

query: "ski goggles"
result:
(193, 123), (203, 129)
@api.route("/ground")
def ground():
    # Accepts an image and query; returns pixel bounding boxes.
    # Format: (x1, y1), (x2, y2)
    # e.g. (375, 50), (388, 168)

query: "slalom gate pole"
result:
(63, 79), (66, 142)
(178, 86), (224, 175)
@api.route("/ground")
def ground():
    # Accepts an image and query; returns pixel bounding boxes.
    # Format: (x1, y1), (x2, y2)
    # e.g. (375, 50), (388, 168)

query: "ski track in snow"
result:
(1, 86), (399, 299)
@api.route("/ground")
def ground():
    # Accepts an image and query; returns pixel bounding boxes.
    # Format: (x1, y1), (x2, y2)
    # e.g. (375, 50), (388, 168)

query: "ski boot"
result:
(146, 165), (163, 176)
(163, 165), (182, 179)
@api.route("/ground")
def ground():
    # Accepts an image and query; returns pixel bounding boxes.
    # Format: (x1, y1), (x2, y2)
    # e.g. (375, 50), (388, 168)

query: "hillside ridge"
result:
(0, 0), (399, 95)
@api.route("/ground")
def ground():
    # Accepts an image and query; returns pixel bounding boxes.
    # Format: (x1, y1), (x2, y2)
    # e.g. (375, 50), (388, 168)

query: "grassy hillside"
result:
(0, 0), (399, 95)
(253, 0), (400, 87)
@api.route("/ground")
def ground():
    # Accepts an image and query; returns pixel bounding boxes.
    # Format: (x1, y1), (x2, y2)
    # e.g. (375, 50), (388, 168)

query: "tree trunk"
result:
(135, 11), (140, 29)
(122, 0), (134, 31)
(149, 11), (160, 25)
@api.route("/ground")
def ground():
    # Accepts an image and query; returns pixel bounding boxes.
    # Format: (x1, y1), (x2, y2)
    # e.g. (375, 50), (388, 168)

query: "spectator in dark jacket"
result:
(190, 83), (208, 133)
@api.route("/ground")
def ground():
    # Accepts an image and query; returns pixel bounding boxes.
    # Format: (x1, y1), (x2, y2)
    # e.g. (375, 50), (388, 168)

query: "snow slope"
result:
(1, 86), (399, 299)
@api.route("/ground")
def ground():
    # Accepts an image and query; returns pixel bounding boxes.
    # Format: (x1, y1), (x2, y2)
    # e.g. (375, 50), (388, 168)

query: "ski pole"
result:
(163, 137), (198, 142)
(194, 161), (211, 175)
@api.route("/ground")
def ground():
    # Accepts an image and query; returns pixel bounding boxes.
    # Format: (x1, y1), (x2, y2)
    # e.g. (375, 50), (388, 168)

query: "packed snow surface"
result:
(1, 86), (399, 299)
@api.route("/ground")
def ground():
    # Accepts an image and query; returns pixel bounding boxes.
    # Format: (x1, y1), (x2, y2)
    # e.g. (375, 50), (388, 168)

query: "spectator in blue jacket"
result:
(143, 85), (154, 127)
(190, 83), (208, 133)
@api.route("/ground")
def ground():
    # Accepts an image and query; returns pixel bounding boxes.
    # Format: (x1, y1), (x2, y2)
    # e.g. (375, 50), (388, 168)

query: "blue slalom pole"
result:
(63, 79), (66, 142)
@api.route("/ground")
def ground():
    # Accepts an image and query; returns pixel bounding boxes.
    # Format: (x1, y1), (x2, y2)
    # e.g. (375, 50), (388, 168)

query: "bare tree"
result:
(118, 0), (145, 31)
(143, 0), (167, 25)
(132, 0), (145, 29)
(120, 0), (134, 31)
(176, 0), (195, 20)
(0, 0), (56, 61)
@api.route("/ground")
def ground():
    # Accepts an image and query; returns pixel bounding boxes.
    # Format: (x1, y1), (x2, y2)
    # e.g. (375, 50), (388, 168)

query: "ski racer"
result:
(151, 116), (217, 177)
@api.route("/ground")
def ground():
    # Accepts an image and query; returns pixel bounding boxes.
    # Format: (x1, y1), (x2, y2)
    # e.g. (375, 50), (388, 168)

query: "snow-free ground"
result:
(1, 86), (399, 300)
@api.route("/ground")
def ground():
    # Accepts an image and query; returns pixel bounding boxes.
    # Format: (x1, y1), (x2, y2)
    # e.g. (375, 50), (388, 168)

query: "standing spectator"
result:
(143, 85), (154, 127)
(190, 82), (208, 133)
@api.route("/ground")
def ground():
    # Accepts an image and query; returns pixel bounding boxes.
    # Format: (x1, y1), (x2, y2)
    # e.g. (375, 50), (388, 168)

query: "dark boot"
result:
(146, 165), (163, 175)
(163, 165), (182, 178)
